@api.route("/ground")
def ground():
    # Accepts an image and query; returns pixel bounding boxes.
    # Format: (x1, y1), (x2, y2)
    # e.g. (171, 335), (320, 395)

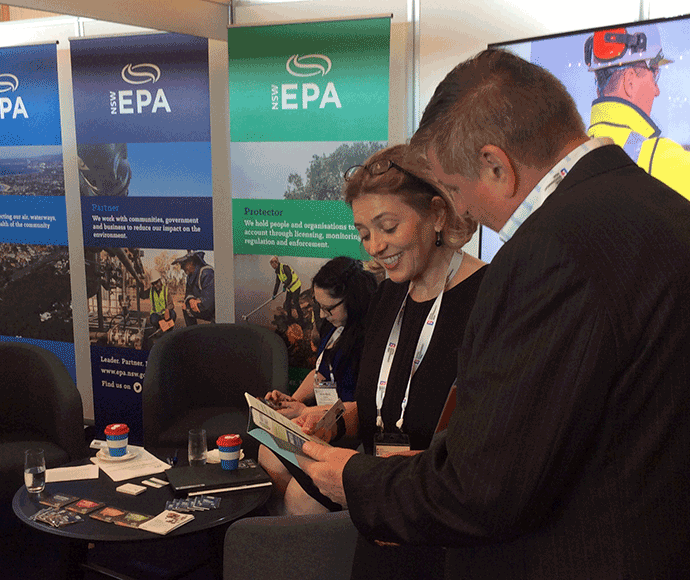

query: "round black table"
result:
(12, 455), (271, 578)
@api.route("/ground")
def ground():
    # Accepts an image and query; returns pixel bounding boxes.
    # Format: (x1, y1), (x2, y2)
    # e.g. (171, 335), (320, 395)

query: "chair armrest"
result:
(223, 511), (358, 580)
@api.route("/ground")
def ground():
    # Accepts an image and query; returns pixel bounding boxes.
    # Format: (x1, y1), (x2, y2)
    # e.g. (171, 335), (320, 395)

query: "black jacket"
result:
(343, 145), (690, 579)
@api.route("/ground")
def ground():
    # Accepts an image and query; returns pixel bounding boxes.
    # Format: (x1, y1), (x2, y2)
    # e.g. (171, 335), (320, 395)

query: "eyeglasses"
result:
(317, 297), (345, 316)
(343, 159), (410, 182)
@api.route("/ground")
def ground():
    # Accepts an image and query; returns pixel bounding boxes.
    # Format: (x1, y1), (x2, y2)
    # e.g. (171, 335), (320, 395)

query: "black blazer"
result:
(342, 145), (690, 579)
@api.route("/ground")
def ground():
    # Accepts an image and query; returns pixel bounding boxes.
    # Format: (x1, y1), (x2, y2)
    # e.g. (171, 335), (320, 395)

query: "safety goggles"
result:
(633, 61), (661, 84)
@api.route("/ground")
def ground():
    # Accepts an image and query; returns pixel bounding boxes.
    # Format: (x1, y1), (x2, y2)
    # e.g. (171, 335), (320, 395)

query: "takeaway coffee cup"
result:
(104, 423), (129, 457)
(217, 434), (242, 471)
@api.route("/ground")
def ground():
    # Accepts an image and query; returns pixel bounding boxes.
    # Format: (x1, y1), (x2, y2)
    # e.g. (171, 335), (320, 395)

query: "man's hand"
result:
(298, 441), (358, 507)
(188, 298), (201, 313)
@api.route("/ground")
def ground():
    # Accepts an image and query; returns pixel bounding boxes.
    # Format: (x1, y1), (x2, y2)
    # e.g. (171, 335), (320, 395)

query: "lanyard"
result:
(314, 326), (344, 383)
(375, 251), (464, 432)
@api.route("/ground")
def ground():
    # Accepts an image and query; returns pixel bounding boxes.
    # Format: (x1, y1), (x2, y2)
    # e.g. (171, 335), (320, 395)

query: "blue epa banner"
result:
(0, 195), (68, 245)
(0, 43), (61, 146)
(70, 33), (210, 144)
(81, 195), (213, 249)
(90, 344), (147, 446)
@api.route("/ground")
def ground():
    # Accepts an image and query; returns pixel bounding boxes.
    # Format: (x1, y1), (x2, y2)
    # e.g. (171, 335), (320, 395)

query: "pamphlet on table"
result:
(90, 444), (171, 482)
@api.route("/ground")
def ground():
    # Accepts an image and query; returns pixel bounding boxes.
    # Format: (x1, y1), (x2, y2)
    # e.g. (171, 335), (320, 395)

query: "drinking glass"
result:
(24, 448), (46, 494)
(188, 428), (208, 466)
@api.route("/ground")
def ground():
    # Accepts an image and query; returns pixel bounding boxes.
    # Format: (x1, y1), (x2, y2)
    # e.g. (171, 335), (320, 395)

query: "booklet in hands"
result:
(245, 392), (333, 468)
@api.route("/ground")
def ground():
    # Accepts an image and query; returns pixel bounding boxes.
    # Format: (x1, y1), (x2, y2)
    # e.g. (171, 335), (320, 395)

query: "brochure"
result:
(245, 392), (331, 468)
(139, 510), (195, 535)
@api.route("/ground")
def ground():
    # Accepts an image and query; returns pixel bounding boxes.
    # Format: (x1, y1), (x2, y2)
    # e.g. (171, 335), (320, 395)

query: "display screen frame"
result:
(477, 13), (690, 262)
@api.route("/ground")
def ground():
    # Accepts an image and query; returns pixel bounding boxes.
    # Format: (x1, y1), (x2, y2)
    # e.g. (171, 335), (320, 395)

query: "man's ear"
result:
(622, 67), (637, 99)
(478, 145), (517, 199)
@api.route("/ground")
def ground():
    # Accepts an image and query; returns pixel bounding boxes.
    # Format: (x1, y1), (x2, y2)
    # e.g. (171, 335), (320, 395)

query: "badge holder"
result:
(314, 381), (338, 406)
(374, 431), (410, 457)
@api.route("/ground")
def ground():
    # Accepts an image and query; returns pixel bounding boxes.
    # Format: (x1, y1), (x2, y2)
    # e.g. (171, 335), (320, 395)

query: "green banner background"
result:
(228, 18), (390, 142)
(233, 199), (368, 259)
(228, 18), (389, 385)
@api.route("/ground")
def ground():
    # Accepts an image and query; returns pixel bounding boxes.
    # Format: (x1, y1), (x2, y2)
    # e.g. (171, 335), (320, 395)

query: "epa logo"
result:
(286, 54), (331, 77)
(121, 63), (161, 84)
(0, 73), (28, 119)
(272, 54), (341, 110)
(110, 63), (171, 115)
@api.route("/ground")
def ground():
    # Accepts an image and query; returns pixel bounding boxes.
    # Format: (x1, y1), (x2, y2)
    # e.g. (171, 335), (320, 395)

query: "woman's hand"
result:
(262, 390), (306, 419)
(276, 399), (307, 419)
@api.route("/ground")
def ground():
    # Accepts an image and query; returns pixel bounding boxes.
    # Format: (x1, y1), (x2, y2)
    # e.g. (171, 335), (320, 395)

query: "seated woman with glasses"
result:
(259, 256), (378, 513)
(262, 256), (377, 419)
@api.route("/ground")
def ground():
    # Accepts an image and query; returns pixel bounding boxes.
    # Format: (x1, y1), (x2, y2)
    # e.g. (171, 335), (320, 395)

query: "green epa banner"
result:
(228, 18), (390, 142)
(233, 199), (368, 259)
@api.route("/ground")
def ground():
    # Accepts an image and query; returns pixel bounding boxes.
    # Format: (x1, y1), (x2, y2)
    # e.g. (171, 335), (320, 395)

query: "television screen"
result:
(478, 14), (690, 262)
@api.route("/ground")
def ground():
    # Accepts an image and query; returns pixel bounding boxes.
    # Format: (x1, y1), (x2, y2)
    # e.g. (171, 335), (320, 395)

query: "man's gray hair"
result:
(411, 49), (586, 179)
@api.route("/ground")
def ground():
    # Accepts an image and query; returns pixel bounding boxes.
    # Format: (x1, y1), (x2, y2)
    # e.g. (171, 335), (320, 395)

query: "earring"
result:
(435, 231), (443, 247)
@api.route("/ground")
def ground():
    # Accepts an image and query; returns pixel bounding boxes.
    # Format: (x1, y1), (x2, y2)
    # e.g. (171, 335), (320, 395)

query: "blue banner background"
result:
(82, 195), (213, 249)
(0, 195), (68, 245)
(91, 345), (147, 446)
(0, 43), (61, 146)
(71, 33), (210, 143)
(0, 336), (76, 383)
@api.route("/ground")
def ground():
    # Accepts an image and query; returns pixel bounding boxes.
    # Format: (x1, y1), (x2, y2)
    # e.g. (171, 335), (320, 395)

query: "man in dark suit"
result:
(300, 49), (690, 578)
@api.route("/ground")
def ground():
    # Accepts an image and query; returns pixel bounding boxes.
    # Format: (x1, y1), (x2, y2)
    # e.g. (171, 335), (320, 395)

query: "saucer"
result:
(96, 448), (138, 462)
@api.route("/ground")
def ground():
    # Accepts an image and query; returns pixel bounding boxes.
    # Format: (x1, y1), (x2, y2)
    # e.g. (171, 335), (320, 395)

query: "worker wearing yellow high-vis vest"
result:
(270, 256), (304, 323)
(141, 270), (176, 332)
(585, 23), (690, 201)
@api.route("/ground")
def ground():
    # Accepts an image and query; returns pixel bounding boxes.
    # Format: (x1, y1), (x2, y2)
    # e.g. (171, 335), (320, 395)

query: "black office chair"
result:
(0, 342), (89, 580)
(223, 511), (358, 580)
(0, 342), (88, 504)
(142, 323), (289, 460)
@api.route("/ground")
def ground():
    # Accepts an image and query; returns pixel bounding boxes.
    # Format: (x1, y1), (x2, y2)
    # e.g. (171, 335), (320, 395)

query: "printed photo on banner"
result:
(77, 142), (211, 198)
(85, 247), (214, 351)
(0, 243), (72, 341)
(231, 141), (384, 258)
(236, 254), (377, 391)
(235, 255), (320, 371)
(231, 141), (381, 386)
(1, 145), (64, 196)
